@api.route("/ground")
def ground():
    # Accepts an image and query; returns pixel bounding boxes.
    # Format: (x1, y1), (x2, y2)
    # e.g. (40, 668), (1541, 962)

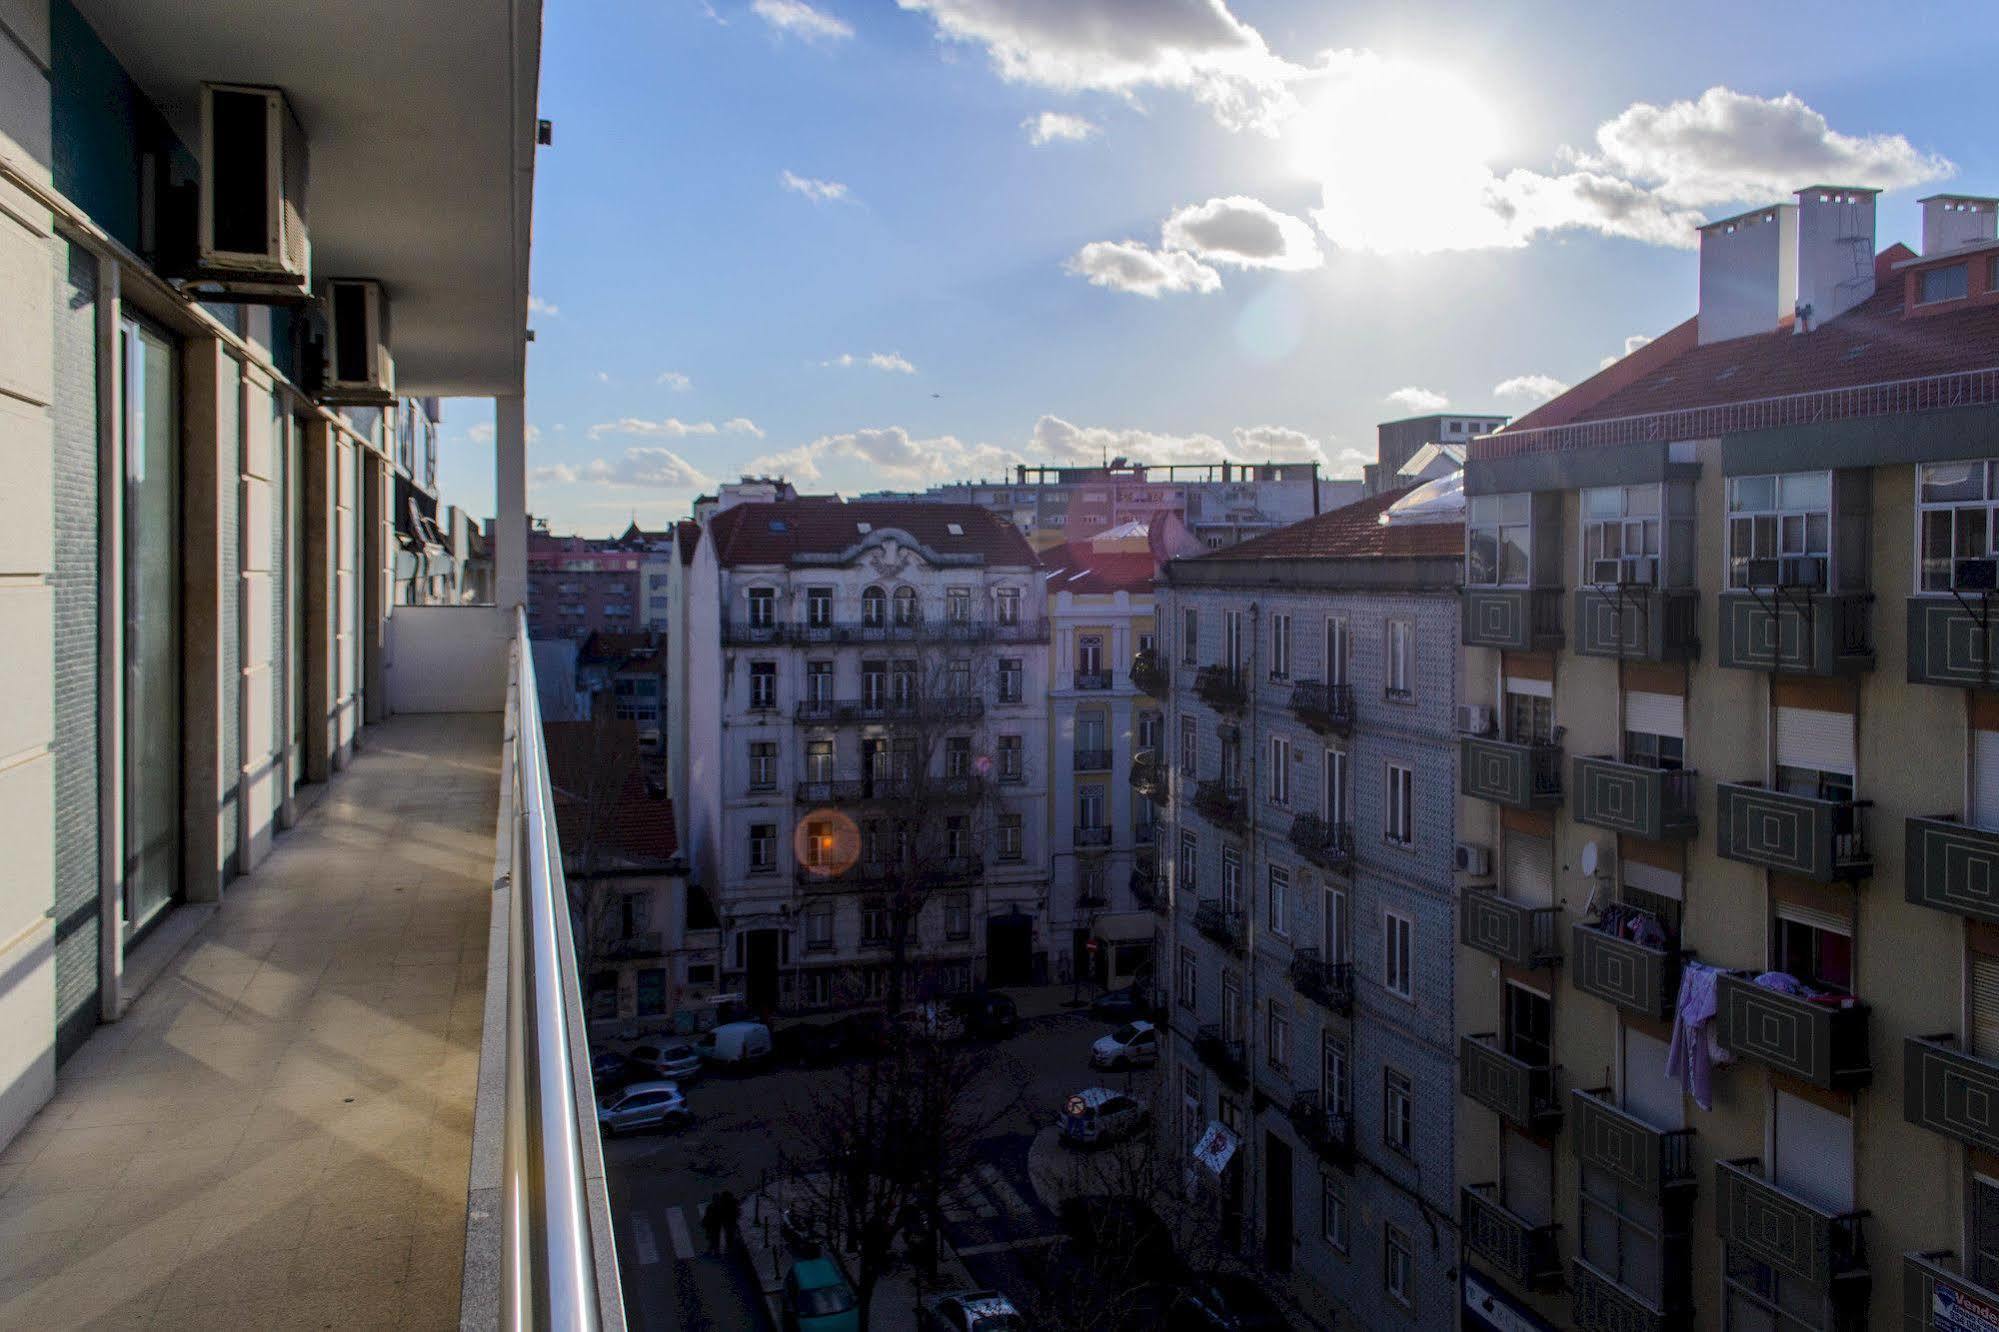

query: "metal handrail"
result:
(507, 607), (619, 1330)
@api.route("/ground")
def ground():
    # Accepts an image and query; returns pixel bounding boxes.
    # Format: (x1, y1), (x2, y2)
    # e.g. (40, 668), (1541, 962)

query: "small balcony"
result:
(1289, 680), (1354, 735)
(1073, 748), (1114, 772)
(1194, 664), (1249, 713)
(796, 858), (895, 891)
(1288, 1090), (1354, 1170)
(1908, 595), (1999, 689)
(1570, 1257), (1688, 1332)
(1904, 1034), (1999, 1154)
(1074, 825), (1113, 849)
(1572, 1088), (1695, 1198)
(1572, 921), (1684, 1021)
(1572, 757), (1699, 840)
(1461, 1033), (1562, 1135)
(1195, 1024), (1249, 1090)
(1129, 750), (1170, 805)
(795, 777), (914, 805)
(1714, 782), (1871, 881)
(1906, 815), (1999, 924)
(1716, 589), (1875, 675)
(1461, 735), (1564, 810)
(1130, 649), (1169, 695)
(601, 930), (666, 961)
(1906, 1253), (1999, 1332)
(1193, 779), (1248, 832)
(1462, 1183), (1563, 1291)
(1194, 898), (1247, 954)
(1461, 891), (1562, 969)
(721, 616), (786, 645)
(1573, 586), (1700, 662)
(1714, 973), (1871, 1091)
(793, 696), (986, 724)
(1134, 822), (1156, 846)
(1129, 869), (1165, 912)
(1289, 948), (1353, 1016)
(1074, 669), (1114, 690)
(1714, 1157), (1869, 1294)
(1287, 813), (1354, 875)
(1462, 586), (1565, 652)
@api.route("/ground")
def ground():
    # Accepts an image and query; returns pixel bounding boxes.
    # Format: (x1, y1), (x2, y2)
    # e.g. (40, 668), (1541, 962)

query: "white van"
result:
(697, 1021), (774, 1067)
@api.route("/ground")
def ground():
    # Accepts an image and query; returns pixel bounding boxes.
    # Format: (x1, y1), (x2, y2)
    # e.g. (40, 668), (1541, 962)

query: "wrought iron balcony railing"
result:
(1130, 649), (1169, 695)
(1288, 680), (1354, 735)
(1288, 1089), (1354, 1169)
(1289, 948), (1353, 1016)
(1194, 898), (1247, 954)
(1194, 664), (1249, 712)
(1195, 1023), (1249, 1089)
(1072, 748), (1113, 772)
(1462, 1182), (1563, 1290)
(1287, 813), (1354, 875)
(1128, 750), (1170, 804)
(1074, 825), (1112, 848)
(1193, 779), (1248, 831)
(1073, 669), (1114, 690)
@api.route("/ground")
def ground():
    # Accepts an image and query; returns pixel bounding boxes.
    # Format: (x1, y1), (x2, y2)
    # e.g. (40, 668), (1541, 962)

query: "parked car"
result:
(897, 1003), (967, 1043)
(1168, 1271), (1292, 1331)
(1056, 1194), (1176, 1273)
(947, 992), (1019, 1040)
(696, 1021), (774, 1068)
(596, 1081), (690, 1136)
(830, 1010), (898, 1057)
(919, 1289), (1025, 1332)
(1090, 1020), (1160, 1070)
(1088, 984), (1152, 1022)
(1060, 1088), (1149, 1148)
(781, 1255), (859, 1332)
(591, 1050), (635, 1094)
(627, 1040), (702, 1082)
(775, 1021), (848, 1066)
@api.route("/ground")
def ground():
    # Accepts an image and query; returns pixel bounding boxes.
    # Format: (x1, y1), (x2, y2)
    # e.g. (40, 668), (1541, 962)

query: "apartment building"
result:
(526, 526), (644, 640)
(1155, 485), (1467, 1330)
(1041, 523), (1162, 989)
(683, 500), (1053, 1014)
(1367, 412), (1510, 497)
(1453, 186), (1999, 1332)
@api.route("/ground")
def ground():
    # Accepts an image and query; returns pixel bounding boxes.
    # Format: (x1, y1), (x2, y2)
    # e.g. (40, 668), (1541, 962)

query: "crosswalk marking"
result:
(665, 1205), (697, 1261)
(976, 1163), (1030, 1217)
(941, 1166), (1034, 1224)
(632, 1216), (661, 1266)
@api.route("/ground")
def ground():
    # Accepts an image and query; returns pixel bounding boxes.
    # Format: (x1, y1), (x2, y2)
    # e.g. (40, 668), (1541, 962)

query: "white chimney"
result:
(1793, 186), (1878, 332)
(1921, 194), (1999, 255)
(1697, 204), (1797, 345)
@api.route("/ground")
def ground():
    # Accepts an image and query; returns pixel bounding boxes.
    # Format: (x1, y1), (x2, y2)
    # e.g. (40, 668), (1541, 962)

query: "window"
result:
(1178, 716), (1198, 776)
(997, 814), (1022, 861)
(1974, 1175), (1999, 1291)
(1726, 472), (1831, 589)
(1775, 911), (1853, 992)
(1922, 262), (1970, 304)
(1078, 634), (1103, 674)
(1269, 735), (1292, 805)
(1224, 609), (1243, 675)
(806, 586), (833, 628)
(947, 659), (971, 697)
(944, 815), (969, 861)
(861, 659), (887, 707)
(802, 819), (833, 869)
(1384, 619), (1413, 700)
(1138, 631), (1155, 656)
(806, 660), (833, 704)
(1178, 946), (1198, 1011)
(749, 661), (777, 710)
(1323, 1034), (1350, 1117)
(748, 586), (775, 627)
(1221, 974), (1243, 1045)
(893, 586), (918, 625)
(946, 587), (971, 623)
(997, 658), (1022, 703)
(1624, 728), (1685, 770)
(945, 736), (972, 778)
(805, 902), (834, 952)
(1324, 888), (1348, 965)
(1267, 865), (1290, 938)
(1078, 783), (1106, 829)
(1384, 763), (1413, 846)
(749, 823), (776, 872)
(1506, 690), (1553, 744)
(1383, 1224), (1413, 1309)
(1384, 910), (1413, 998)
(1269, 613), (1291, 680)
(806, 740), (834, 782)
(1267, 1001), (1291, 1070)
(861, 900), (889, 944)
(1467, 493), (1532, 587)
(1918, 460), (1999, 591)
(749, 741), (776, 791)
(1582, 481), (1694, 588)
(998, 734), (1022, 781)
(862, 585), (886, 626)
(1383, 1070), (1413, 1155)
(1179, 830), (1199, 894)
(1221, 848), (1242, 914)
(995, 587), (1020, 625)
(1505, 983), (1553, 1068)
(1322, 1177), (1349, 1253)
(1182, 608), (1199, 663)
(944, 894), (969, 940)
(1323, 748), (1348, 823)
(1324, 616), (1349, 686)
(1077, 710), (1107, 754)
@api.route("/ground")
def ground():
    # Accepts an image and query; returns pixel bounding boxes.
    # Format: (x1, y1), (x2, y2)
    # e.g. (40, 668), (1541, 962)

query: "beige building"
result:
(1453, 187), (1999, 1331)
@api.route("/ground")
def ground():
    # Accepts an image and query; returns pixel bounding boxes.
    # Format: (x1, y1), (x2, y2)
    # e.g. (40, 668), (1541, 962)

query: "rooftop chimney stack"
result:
(1793, 186), (1878, 333)
(1921, 195), (1999, 255)
(1697, 204), (1797, 345)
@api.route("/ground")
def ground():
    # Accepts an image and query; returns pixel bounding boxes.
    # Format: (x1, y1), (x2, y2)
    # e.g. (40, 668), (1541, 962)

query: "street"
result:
(601, 992), (1160, 1330)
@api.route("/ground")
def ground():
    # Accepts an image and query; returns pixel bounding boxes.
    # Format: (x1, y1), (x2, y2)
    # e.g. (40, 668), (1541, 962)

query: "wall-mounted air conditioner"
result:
(192, 83), (310, 300)
(319, 279), (395, 405)
(1779, 556), (1826, 590)
(1622, 557), (1658, 587)
(1457, 704), (1494, 736)
(1958, 558), (1999, 592)
(1590, 558), (1621, 586)
(1454, 842), (1492, 877)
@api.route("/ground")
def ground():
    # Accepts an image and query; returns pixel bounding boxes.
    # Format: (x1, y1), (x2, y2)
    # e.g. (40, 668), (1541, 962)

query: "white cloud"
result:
(1160, 196), (1322, 271)
(1022, 111), (1099, 146)
(751, 427), (1021, 487)
(722, 417), (767, 438)
(1230, 424), (1330, 464)
(527, 295), (559, 318)
(1601, 333), (1654, 369)
(1385, 387), (1448, 413)
(464, 423), (540, 445)
(822, 352), (918, 374)
(752, 0), (852, 41)
(657, 370), (693, 391)
(586, 417), (720, 440)
(595, 370), (612, 384)
(1064, 240), (1221, 297)
(534, 447), (712, 491)
(1492, 374), (1570, 403)
(780, 169), (850, 203)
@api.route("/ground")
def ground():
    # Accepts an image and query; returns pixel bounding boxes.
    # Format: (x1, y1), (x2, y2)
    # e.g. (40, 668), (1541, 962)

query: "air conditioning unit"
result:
(319, 279), (395, 405)
(1622, 557), (1658, 587)
(1779, 556), (1826, 590)
(1454, 842), (1492, 877)
(1958, 557), (1999, 592)
(1457, 704), (1495, 736)
(192, 83), (310, 301)
(1590, 558), (1621, 586)
(1745, 557), (1783, 588)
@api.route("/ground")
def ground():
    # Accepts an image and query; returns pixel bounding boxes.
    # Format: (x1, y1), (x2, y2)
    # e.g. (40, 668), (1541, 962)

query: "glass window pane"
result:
(1753, 514), (1776, 558)
(1499, 529), (1529, 585)
(1924, 510), (1955, 590)
(1584, 487), (1622, 519)
(1730, 476), (1775, 512)
(1779, 471), (1830, 510)
(1805, 512), (1829, 555)
(1923, 461), (1985, 504)
(1468, 530), (1498, 585)
(1959, 508), (1990, 562)
(1625, 483), (1660, 517)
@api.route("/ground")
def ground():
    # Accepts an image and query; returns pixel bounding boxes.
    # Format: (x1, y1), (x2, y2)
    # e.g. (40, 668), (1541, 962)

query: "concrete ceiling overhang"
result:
(70, 0), (542, 397)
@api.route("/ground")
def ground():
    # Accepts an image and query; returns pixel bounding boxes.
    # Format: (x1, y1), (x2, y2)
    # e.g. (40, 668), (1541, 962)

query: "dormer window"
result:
(1920, 263), (1970, 305)
(1917, 460), (1999, 592)
(1467, 493), (1533, 587)
(1726, 473), (1830, 589)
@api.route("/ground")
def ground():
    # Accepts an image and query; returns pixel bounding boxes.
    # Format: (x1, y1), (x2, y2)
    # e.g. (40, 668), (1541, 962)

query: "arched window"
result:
(893, 586), (918, 626)
(862, 586), (886, 627)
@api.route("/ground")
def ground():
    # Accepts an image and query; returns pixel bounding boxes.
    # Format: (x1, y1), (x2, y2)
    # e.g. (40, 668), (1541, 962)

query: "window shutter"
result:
(1621, 1028), (1683, 1129)
(1773, 1091), (1853, 1211)
(1626, 690), (1684, 740)
(1506, 675), (1553, 700)
(1775, 706), (1856, 775)
(1504, 833), (1553, 908)
(1976, 731), (1999, 831)
(1773, 899), (1850, 938)
(1973, 955), (1999, 1059)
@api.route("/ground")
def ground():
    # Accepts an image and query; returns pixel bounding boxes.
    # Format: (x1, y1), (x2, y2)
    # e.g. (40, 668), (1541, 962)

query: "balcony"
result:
(728, 616), (1052, 646)
(1195, 1024), (1250, 1090)
(1074, 825), (1113, 849)
(1288, 1090), (1354, 1170)
(1461, 1033), (1563, 1135)
(1716, 589), (1875, 675)
(602, 930), (666, 961)
(1572, 921), (1684, 1021)
(1461, 891), (1562, 969)
(1572, 1088), (1695, 1197)
(1906, 1253), (1999, 1332)
(1194, 664), (1249, 713)
(1462, 1183), (1563, 1291)
(1288, 680), (1354, 735)
(1573, 586), (1700, 662)
(1289, 948), (1353, 1016)
(1714, 974), (1871, 1091)
(793, 696), (986, 724)
(1461, 735), (1564, 810)
(1286, 813), (1354, 876)
(1074, 669), (1114, 690)
(1193, 779), (1248, 832)
(1129, 750), (1170, 805)
(1073, 748), (1114, 772)
(795, 777), (914, 805)
(1906, 815), (1999, 924)
(1908, 595), (1999, 689)
(1714, 1157), (1869, 1294)
(1571, 1257), (1687, 1332)
(796, 858), (895, 891)
(1129, 868), (1166, 913)
(1194, 898), (1247, 954)
(1904, 1035), (1999, 1154)
(1714, 782), (1871, 881)
(1135, 822), (1156, 846)
(1572, 757), (1699, 840)
(721, 616), (787, 645)
(1462, 586), (1565, 651)
(1130, 649), (1169, 696)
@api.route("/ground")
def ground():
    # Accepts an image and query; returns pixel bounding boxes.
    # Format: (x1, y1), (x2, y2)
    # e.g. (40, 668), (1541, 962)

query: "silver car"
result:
(629, 1040), (703, 1081)
(597, 1080), (690, 1136)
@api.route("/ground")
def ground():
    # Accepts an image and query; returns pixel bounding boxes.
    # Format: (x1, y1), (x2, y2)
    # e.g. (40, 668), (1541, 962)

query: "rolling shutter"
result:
(1975, 731), (1999, 831)
(1505, 832), (1553, 908)
(1622, 1029), (1683, 1129)
(1973, 955), (1999, 1060)
(1774, 899), (1849, 938)
(1773, 1091), (1853, 1212)
(1626, 690), (1684, 740)
(1775, 706), (1855, 776)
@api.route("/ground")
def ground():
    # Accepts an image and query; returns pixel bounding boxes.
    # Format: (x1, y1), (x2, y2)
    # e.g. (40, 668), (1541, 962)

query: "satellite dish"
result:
(1581, 841), (1600, 877)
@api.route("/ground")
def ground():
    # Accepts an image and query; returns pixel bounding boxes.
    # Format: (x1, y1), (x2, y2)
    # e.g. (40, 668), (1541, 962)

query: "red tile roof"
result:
(707, 501), (1037, 568)
(543, 721), (679, 866)
(1188, 488), (1463, 561)
(1037, 542), (1159, 594)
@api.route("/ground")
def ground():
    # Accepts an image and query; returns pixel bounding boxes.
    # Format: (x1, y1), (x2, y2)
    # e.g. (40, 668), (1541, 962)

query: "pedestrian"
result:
(713, 1189), (739, 1248)
(702, 1194), (724, 1254)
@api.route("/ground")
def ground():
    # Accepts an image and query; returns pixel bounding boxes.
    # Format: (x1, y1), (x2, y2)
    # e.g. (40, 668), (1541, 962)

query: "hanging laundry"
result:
(1666, 960), (1727, 1111)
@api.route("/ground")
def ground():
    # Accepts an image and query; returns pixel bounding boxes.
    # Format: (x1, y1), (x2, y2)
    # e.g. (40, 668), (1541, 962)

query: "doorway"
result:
(986, 911), (1033, 987)
(1264, 1133), (1293, 1274)
(744, 929), (780, 1014)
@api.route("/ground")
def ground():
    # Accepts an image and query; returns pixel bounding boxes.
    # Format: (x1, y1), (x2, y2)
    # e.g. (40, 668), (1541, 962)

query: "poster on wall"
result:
(1937, 1281), (1999, 1332)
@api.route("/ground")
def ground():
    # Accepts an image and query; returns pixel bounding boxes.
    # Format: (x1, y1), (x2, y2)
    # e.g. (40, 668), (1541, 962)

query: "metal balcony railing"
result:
(1289, 948), (1353, 1015)
(1074, 826), (1113, 848)
(793, 696), (985, 724)
(1195, 898), (1247, 954)
(1194, 664), (1249, 711)
(1072, 748), (1114, 772)
(1073, 669), (1114, 690)
(721, 615), (1050, 645)
(1288, 680), (1354, 734)
(1130, 649), (1169, 695)
(1287, 813), (1354, 875)
(1193, 779), (1248, 831)
(1128, 750), (1170, 804)
(1195, 1023), (1249, 1089)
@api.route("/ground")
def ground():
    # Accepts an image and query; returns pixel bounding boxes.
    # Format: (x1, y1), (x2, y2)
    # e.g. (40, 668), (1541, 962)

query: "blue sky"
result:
(439, 0), (1999, 535)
